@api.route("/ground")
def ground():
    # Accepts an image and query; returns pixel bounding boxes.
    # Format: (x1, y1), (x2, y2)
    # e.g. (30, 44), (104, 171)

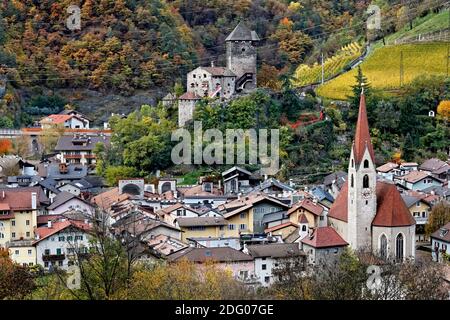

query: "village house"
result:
(218, 194), (289, 236)
(46, 191), (95, 216)
(396, 170), (443, 191)
(176, 216), (228, 242)
(323, 171), (347, 199)
(147, 234), (188, 257)
(301, 226), (348, 266)
(419, 158), (450, 181)
(187, 236), (241, 251)
(34, 219), (91, 270)
(40, 111), (90, 130)
(245, 243), (306, 286)
(287, 198), (327, 229)
(401, 194), (432, 241)
(167, 247), (256, 283)
(55, 133), (110, 166)
(431, 222), (450, 263)
(0, 187), (49, 266)
(222, 166), (261, 195)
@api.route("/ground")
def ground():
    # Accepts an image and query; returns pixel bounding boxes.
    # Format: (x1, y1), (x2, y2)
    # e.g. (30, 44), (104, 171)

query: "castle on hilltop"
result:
(174, 22), (260, 127)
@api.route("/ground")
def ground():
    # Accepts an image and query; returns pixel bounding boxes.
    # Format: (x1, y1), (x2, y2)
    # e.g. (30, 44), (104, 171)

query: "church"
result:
(176, 22), (260, 127)
(328, 91), (416, 261)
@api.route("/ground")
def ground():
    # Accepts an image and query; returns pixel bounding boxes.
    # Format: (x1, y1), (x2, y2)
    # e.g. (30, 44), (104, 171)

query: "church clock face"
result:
(361, 188), (372, 199)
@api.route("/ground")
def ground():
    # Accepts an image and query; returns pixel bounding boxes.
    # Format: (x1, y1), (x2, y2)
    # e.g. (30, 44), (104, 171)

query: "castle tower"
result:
(225, 22), (260, 92)
(347, 91), (377, 250)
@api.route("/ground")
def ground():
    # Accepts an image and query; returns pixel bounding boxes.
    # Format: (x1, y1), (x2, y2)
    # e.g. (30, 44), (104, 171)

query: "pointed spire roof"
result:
(225, 21), (260, 41)
(353, 92), (375, 164)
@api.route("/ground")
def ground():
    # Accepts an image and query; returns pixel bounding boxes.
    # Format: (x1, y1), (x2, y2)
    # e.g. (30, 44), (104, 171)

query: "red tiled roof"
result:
(0, 203), (10, 211)
(289, 199), (324, 216)
(0, 189), (36, 210)
(328, 181), (348, 222)
(372, 182), (416, 227)
(301, 226), (348, 248)
(353, 94), (375, 165)
(402, 170), (432, 184)
(34, 220), (90, 244)
(179, 92), (201, 100)
(328, 181), (415, 227)
(264, 222), (297, 233)
(376, 162), (398, 173)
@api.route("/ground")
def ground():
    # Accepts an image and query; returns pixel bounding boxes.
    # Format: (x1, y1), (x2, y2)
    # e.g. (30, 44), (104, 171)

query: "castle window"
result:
(363, 175), (369, 188)
(351, 174), (354, 188)
(380, 234), (387, 260)
(396, 233), (404, 261)
(364, 160), (369, 168)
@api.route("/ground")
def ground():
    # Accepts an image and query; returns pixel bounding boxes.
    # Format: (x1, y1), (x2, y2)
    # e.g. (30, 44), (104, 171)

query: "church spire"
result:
(353, 91), (375, 165)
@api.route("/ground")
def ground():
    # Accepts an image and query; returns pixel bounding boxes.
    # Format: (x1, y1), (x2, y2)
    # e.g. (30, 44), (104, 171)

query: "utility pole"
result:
(447, 8), (450, 77)
(321, 52), (324, 84)
(400, 51), (404, 87)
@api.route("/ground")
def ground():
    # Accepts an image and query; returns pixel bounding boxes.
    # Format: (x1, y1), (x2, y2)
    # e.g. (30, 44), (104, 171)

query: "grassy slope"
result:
(317, 10), (449, 100)
(384, 10), (449, 44)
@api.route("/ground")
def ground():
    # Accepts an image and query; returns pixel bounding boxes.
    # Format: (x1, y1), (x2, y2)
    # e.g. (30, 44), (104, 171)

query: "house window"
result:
(240, 224), (246, 230)
(380, 234), (387, 260)
(416, 202), (420, 207)
(265, 276), (270, 283)
(302, 225), (307, 232)
(12, 232), (15, 238)
(422, 212), (426, 218)
(219, 225), (224, 230)
(44, 262), (49, 268)
(228, 224), (235, 230)
(56, 248), (62, 255)
(75, 235), (83, 241)
(320, 216), (324, 221)
(364, 160), (369, 168)
(396, 233), (404, 261)
(67, 236), (73, 241)
(45, 249), (50, 255)
(11, 220), (15, 226)
(26, 232), (30, 237)
(363, 175), (369, 188)
(26, 220), (30, 226)
(262, 264), (267, 270)
(240, 213), (246, 219)
(58, 261), (63, 266)
(15, 250), (19, 255)
(59, 236), (65, 241)
(28, 249), (32, 255)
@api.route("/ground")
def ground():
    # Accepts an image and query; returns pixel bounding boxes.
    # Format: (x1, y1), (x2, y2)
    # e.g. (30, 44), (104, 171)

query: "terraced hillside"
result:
(317, 42), (449, 100)
(292, 42), (363, 87)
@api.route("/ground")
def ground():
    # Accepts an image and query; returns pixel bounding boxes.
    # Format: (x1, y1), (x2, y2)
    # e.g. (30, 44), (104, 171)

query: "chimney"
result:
(47, 220), (52, 228)
(31, 192), (37, 210)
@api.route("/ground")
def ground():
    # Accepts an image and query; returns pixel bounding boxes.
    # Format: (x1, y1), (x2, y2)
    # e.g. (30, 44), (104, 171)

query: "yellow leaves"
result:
(288, 2), (303, 12)
(392, 151), (402, 164)
(437, 101), (450, 119)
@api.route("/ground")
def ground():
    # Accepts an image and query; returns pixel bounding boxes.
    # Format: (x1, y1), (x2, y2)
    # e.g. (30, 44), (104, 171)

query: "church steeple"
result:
(353, 92), (375, 165)
(346, 90), (377, 250)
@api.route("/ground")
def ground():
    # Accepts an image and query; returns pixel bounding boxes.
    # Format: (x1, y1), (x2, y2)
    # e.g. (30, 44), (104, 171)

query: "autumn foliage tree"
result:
(0, 248), (35, 299)
(437, 100), (450, 120)
(0, 138), (12, 155)
(426, 202), (450, 236)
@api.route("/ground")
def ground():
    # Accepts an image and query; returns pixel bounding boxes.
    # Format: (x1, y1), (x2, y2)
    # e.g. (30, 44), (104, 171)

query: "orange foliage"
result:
(437, 100), (450, 119)
(0, 139), (13, 155)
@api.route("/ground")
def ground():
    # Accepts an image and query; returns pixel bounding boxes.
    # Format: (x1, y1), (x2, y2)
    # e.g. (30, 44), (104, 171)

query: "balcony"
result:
(414, 217), (428, 225)
(65, 154), (82, 159)
(42, 254), (66, 262)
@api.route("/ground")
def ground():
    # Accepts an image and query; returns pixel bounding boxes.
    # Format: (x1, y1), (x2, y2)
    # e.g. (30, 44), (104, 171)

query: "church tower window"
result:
(364, 159), (369, 168)
(363, 175), (369, 188)
(380, 234), (387, 259)
(351, 174), (354, 188)
(396, 233), (404, 261)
